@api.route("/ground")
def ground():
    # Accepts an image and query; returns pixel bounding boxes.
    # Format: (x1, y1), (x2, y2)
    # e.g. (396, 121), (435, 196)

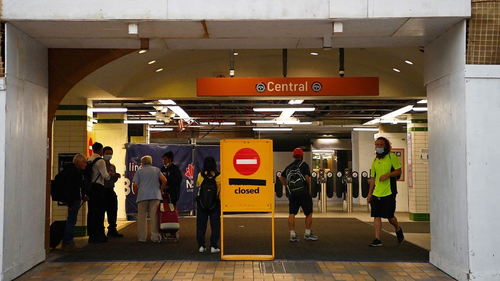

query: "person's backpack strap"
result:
(92, 157), (104, 183)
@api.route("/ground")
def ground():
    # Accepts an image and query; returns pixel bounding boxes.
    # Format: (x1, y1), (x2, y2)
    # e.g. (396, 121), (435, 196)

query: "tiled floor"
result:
(15, 204), (454, 281)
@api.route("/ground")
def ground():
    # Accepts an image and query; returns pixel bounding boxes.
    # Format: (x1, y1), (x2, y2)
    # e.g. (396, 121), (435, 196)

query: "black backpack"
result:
(198, 172), (220, 210)
(286, 162), (308, 197)
(51, 169), (68, 202)
(85, 157), (104, 186)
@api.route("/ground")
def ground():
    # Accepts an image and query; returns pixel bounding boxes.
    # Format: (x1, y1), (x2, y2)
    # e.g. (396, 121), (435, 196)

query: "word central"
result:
(268, 81), (308, 92)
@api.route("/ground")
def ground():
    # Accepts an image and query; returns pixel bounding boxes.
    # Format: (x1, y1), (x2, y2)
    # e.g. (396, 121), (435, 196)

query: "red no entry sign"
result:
(233, 148), (261, 176)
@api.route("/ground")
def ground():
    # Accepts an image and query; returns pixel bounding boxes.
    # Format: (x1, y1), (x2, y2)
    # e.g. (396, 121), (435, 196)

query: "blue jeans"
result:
(63, 200), (82, 244)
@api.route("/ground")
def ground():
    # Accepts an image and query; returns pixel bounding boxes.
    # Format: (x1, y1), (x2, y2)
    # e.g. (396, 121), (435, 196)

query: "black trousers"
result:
(87, 184), (106, 239)
(104, 188), (118, 231)
(196, 202), (221, 248)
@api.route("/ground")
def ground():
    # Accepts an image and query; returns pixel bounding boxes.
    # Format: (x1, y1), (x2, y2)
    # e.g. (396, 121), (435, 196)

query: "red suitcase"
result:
(157, 194), (180, 242)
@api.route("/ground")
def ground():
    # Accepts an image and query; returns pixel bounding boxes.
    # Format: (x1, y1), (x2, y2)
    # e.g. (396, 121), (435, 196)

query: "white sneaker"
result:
(210, 247), (221, 253)
(199, 246), (206, 253)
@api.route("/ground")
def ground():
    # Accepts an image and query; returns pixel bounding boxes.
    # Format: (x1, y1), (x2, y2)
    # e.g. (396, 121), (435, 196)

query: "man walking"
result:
(280, 148), (318, 242)
(103, 146), (123, 237)
(367, 136), (404, 247)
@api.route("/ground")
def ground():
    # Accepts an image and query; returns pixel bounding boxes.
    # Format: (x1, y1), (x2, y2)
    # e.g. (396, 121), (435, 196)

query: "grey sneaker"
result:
(396, 227), (405, 244)
(199, 246), (206, 253)
(369, 238), (382, 247)
(210, 247), (221, 253)
(304, 232), (318, 241)
(289, 233), (300, 242)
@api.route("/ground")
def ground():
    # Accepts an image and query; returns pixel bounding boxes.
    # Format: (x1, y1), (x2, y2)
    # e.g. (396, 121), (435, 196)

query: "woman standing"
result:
(132, 155), (167, 243)
(196, 156), (222, 253)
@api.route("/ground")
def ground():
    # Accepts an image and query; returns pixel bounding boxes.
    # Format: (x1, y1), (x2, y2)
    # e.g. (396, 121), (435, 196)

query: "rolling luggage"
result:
(157, 194), (180, 242)
(50, 221), (67, 249)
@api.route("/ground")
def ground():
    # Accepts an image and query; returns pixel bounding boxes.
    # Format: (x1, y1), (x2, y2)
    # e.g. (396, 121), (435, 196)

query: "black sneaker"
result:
(396, 227), (405, 244)
(107, 231), (124, 238)
(369, 238), (382, 247)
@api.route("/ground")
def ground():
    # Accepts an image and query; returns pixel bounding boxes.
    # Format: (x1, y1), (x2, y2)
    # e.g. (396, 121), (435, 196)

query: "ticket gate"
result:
(335, 168), (360, 213)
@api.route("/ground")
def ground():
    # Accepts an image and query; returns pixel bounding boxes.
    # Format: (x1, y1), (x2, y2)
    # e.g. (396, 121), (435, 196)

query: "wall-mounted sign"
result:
(197, 77), (379, 97)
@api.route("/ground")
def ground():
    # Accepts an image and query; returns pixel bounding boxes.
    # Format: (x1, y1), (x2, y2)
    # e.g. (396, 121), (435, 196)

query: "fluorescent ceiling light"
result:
(413, 107), (428, 111)
(393, 68), (401, 73)
(156, 68), (164, 72)
(417, 99), (427, 104)
(380, 120), (410, 124)
(253, 107), (315, 112)
(138, 50), (147, 54)
(288, 100), (304, 105)
(220, 122), (236, 126)
(124, 120), (158, 124)
(252, 128), (293, 131)
(251, 120), (276, 124)
(312, 149), (335, 153)
(148, 60), (156, 65)
(158, 99), (191, 121)
(405, 60), (413, 65)
(353, 128), (379, 131)
(310, 52), (318, 56)
(91, 108), (128, 113)
(363, 118), (381, 125)
(148, 128), (173, 131)
(381, 105), (413, 119)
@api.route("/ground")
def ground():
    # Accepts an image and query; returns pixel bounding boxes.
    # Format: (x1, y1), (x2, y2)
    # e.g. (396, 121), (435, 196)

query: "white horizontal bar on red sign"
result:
(236, 159), (258, 165)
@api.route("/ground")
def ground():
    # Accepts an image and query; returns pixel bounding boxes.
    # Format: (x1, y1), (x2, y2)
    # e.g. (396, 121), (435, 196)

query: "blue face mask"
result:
(104, 155), (112, 161)
(375, 148), (385, 154)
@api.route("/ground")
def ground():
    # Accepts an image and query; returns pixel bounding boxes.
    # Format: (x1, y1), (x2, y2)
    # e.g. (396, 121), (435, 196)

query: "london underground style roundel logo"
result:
(311, 81), (322, 92)
(255, 82), (266, 93)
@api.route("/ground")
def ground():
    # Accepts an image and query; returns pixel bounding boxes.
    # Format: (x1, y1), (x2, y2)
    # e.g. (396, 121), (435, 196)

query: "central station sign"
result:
(197, 77), (379, 97)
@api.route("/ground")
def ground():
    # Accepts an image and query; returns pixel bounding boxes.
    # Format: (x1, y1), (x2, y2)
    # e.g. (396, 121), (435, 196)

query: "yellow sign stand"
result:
(220, 139), (274, 260)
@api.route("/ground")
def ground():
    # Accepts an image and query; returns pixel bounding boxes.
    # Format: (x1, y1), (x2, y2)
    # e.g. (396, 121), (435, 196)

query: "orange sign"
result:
(197, 77), (379, 97)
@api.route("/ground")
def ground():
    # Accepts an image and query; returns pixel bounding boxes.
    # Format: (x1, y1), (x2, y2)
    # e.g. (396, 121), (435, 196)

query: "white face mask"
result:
(104, 155), (112, 161)
(164, 163), (170, 168)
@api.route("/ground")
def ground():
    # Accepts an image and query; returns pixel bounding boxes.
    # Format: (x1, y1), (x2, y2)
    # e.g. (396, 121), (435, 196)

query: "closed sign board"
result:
(220, 139), (274, 212)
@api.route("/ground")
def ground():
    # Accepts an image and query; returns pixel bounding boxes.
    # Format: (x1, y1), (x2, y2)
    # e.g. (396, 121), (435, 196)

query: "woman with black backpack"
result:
(195, 156), (221, 254)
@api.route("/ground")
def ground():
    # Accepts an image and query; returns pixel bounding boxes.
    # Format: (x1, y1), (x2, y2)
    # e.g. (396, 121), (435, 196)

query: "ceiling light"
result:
(405, 60), (413, 65)
(252, 128), (293, 131)
(363, 118), (381, 125)
(381, 105), (413, 119)
(322, 134), (333, 137)
(124, 120), (158, 124)
(380, 120), (410, 124)
(91, 108), (128, 113)
(251, 120), (276, 124)
(288, 100), (304, 105)
(233, 52), (239, 56)
(220, 122), (236, 125)
(310, 52), (318, 56)
(158, 99), (191, 121)
(353, 128), (379, 131)
(417, 99), (427, 104)
(393, 68), (401, 73)
(253, 107), (315, 112)
(148, 128), (174, 131)
(312, 149), (335, 153)
(148, 60), (156, 64)
(156, 68), (163, 72)
(413, 107), (428, 111)
(138, 50), (147, 54)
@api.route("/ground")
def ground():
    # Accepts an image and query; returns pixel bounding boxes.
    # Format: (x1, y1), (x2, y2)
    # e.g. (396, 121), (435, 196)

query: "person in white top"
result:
(87, 142), (120, 243)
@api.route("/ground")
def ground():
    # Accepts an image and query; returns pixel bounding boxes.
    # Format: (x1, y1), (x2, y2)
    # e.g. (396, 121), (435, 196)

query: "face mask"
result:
(164, 163), (170, 168)
(375, 148), (385, 154)
(104, 155), (112, 161)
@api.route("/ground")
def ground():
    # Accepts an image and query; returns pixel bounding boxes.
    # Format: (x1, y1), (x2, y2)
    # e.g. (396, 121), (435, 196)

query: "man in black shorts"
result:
(280, 148), (318, 242)
(367, 136), (404, 247)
